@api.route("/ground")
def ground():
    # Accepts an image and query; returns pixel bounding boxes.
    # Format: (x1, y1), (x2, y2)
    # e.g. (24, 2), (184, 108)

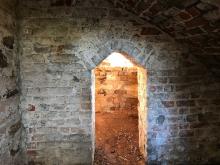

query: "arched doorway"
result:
(92, 52), (147, 164)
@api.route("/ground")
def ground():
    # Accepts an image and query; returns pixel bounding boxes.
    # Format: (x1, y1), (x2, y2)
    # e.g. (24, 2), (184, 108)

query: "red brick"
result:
(27, 104), (35, 111)
(97, 89), (107, 95)
(162, 101), (175, 108)
(149, 86), (156, 92)
(114, 89), (127, 95)
(187, 7), (200, 17)
(178, 11), (192, 20)
(149, 85), (163, 92)
(27, 150), (37, 156)
(125, 97), (139, 105)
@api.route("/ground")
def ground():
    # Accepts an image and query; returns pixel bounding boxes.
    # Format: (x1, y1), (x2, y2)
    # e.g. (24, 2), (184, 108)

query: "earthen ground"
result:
(94, 111), (145, 165)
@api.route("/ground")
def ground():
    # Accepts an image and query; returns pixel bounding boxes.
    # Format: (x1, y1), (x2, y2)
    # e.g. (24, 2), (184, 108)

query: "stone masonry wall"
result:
(17, 0), (220, 164)
(0, 0), (22, 164)
(95, 65), (138, 113)
(148, 63), (220, 164)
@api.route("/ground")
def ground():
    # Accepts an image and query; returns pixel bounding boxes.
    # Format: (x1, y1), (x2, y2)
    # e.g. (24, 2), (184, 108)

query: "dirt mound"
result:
(94, 112), (145, 165)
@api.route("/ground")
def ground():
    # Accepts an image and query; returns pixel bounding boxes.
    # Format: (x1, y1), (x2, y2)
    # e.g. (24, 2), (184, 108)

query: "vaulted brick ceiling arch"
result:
(108, 0), (220, 76)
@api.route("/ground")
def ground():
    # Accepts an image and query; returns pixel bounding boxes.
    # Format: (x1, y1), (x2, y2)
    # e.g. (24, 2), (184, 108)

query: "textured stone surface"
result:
(110, 0), (220, 76)
(15, 0), (220, 164)
(95, 66), (138, 112)
(0, 0), (22, 164)
(0, 0), (219, 164)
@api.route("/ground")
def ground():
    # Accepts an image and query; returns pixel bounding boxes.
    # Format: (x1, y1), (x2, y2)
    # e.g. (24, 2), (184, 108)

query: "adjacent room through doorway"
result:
(92, 52), (147, 164)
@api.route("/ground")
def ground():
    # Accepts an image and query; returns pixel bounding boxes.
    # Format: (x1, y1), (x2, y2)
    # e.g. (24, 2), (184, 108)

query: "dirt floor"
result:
(94, 112), (145, 165)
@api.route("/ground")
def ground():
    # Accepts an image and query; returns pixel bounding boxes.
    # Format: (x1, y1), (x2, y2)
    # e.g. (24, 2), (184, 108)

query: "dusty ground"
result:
(94, 112), (145, 165)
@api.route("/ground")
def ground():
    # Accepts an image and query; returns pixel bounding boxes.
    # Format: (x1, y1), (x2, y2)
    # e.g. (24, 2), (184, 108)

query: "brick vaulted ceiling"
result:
(22, 0), (220, 76)
(108, 0), (220, 76)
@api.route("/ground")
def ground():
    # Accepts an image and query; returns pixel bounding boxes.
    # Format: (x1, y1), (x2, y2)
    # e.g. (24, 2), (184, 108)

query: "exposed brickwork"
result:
(0, 0), (218, 164)
(0, 0), (22, 164)
(15, 1), (220, 164)
(110, 0), (220, 76)
(95, 66), (138, 113)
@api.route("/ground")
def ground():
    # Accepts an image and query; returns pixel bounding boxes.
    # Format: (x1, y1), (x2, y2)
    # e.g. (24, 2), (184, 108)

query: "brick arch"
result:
(91, 43), (148, 162)
(82, 39), (155, 70)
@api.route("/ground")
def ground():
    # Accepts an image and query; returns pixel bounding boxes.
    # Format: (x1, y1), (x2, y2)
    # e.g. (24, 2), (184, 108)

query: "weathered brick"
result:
(176, 100), (195, 107)
(187, 7), (201, 17)
(177, 11), (192, 20)
(33, 43), (51, 53)
(162, 101), (175, 108)
(179, 130), (194, 137)
(186, 114), (198, 122)
(179, 123), (189, 129)
(27, 104), (35, 111)
(185, 17), (208, 28)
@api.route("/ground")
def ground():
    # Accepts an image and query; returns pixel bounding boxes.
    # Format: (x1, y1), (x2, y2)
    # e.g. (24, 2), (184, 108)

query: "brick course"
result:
(0, 0), (219, 164)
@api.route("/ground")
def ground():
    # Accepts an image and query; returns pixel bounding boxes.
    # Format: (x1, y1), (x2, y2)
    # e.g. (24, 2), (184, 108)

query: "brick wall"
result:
(147, 66), (220, 164)
(0, 0), (22, 164)
(15, 0), (220, 164)
(95, 65), (138, 113)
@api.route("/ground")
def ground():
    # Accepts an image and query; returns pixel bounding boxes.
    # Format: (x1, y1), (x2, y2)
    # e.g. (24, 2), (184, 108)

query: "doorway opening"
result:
(92, 52), (147, 164)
